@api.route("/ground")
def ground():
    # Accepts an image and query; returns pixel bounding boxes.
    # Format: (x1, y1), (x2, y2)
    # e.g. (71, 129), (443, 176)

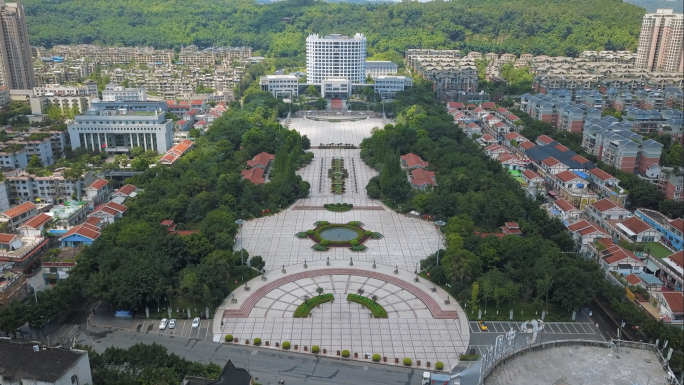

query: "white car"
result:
(159, 318), (168, 330)
(192, 317), (201, 328)
(169, 319), (176, 329)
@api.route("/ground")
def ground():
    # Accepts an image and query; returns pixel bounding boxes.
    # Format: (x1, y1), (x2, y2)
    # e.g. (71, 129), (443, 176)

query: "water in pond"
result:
(319, 227), (358, 242)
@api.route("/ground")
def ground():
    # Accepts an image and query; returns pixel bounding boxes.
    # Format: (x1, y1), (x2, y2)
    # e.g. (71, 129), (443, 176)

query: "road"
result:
(75, 326), (427, 385)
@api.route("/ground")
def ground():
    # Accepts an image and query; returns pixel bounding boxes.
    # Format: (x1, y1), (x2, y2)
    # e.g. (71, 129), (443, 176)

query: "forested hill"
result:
(24, 0), (644, 59)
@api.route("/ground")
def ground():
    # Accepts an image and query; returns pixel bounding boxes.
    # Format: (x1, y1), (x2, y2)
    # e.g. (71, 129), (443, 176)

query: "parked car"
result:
(159, 318), (168, 330)
(478, 321), (488, 331)
(169, 319), (177, 329)
(192, 317), (201, 328)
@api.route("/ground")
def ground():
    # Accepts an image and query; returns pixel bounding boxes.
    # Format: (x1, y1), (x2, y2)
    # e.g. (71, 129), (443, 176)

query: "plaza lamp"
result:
(235, 219), (247, 266)
(434, 220), (446, 266)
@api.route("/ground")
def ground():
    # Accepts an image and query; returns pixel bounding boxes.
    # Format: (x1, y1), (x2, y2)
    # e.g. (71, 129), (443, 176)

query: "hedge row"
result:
(294, 293), (334, 317)
(347, 294), (388, 318)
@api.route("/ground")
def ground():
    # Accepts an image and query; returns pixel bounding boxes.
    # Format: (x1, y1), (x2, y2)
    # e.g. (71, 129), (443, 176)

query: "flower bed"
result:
(306, 224), (371, 248)
(294, 293), (334, 317)
(347, 294), (388, 318)
(324, 203), (353, 212)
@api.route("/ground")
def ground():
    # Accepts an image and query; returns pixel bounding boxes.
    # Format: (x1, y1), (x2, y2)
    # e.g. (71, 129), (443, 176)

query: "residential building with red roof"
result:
(0, 229), (50, 273)
(241, 167), (266, 185)
(480, 102), (496, 110)
(0, 266), (27, 306)
(400, 153), (428, 170)
(18, 213), (51, 237)
(408, 168), (436, 189)
(538, 157), (569, 178)
(246, 152), (275, 169)
(159, 139), (195, 166)
(112, 184), (138, 199)
(549, 170), (597, 210)
(614, 216), (658, 243)
(501, 222), (522, 235)
(477, 134), (497, 146)
(598, 242), (646, 275)
(521, 169), (545, 197)
(566, 220), (609, 253)
(550, 198), (581, 222)
(88, 201), (127, 224)
(85, 179), (110, 209)
(161, 220), (200, 236)
(536, 135), (555, 146)
(446, 102), (464, 109)
(0, 202), (37, 231)
(59, 224), (101, 247)
(654, 291), (683, 324)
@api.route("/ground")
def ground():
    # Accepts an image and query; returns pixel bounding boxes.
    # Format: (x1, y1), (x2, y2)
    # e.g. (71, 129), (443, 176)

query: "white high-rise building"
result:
(306, 33), (366, 85)
(636, 9), (683, 73)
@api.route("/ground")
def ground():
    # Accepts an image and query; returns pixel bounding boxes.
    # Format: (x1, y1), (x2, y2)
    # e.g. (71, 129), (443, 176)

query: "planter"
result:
(417, 360), (421, 367)
(426, 362), (431, 368)
(354, 352), (358, 358)
(265, 341), (269, 347)
(323, 349), (327, 354)
(234, 338), (238, 343)
(275, 342), (280, 348)
(304, 346), (308, 352)
(245, 340), (249, 345)
(337, 350), (341, 356)
(383, 357), (387, 363)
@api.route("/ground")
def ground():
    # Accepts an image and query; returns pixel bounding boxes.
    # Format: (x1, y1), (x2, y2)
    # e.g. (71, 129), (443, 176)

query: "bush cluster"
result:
(282, 341), (291, 349)
(294, 293), (334, 317)
(372, 232), (383, 239)
(225, 334), (233, 342)
(324, 203), (353, 212)
(347, 293), (387, 317)
(296, 232), (308, 238)
(348, 221), (362, 226)
(351, 245), (366, 251)
(342, 350), (350, 358)
(306, 229), (314, 235)
(372, 354), (381, 362)
(350, 239), (359, 246)
(364, 230), (372, 236)
(313, 244), (327, 251)
(320, 239), (330, 246)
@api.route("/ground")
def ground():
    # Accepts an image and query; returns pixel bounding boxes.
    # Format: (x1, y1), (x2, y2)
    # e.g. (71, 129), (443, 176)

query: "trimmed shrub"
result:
(254, 338), (261, 346)
(372, 354), (381, 362)
(297, 232), (307, 238)
(335, 203), (342, 207)
(364, 230), (372, 236)
(307, 229), (314, 235)
(313, 244), (327, 251)
(320, 239), (330, 246)
(435, 361), (444, 370)
(312, 345), (320, 353)
(351, 245), (366, 251)
(282, 341), (291, 349)
(225, 334), (233, 342)
(350, 239), (359, 246)
(403, 358), (412, 366)
(342, 350), (350, 358)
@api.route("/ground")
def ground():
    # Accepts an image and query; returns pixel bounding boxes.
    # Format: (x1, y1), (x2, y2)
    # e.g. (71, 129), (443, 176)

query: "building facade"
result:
(68, 100), (174, 154)
(306, 33), (366, 85)
(259, 75), (299, 98)
(636, 9), (684, 73)
(102, 83), (148, 102)
(0, 1), (35, 89)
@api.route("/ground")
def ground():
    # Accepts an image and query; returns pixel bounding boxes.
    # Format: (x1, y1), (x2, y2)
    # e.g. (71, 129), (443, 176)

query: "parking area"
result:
(132, 318), (212, 340)
(468, 321), (600, 335)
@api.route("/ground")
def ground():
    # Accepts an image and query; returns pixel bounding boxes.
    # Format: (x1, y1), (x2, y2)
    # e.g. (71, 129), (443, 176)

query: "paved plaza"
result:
(291, 116), (384, 146)
(235, 208), (442, 272)
(214, 261), (470, 370)
(222, 114), (469, 370)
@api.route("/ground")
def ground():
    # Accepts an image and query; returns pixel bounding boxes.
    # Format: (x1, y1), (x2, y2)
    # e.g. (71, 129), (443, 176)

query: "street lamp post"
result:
(28, 284), (38, 302)
(235, 219), (247, 266)
(434, 220), (446, 266)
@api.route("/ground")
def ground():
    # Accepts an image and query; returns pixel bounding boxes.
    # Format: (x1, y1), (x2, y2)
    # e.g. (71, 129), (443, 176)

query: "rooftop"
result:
(0, 340), (88, 383)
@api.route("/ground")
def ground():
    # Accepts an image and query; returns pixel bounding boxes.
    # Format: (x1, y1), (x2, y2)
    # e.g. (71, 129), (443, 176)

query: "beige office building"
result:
(636, 9), (683, 73)
(0, 1), (35, 89)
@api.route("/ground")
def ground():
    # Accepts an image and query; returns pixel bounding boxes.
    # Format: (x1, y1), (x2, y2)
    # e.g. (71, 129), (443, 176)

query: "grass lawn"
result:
(640, 242), (674, 259)
(417, 272), (575, 322)
(228, 268), (260, 293)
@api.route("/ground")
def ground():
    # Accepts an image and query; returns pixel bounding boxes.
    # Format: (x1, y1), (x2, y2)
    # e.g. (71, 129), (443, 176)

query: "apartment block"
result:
(407, 52), (478, 102)
(0, 1), (35, 89)
(178, 45), (252, 67)
(30, 95), (95, 116)
(582, 117), (663, 174)
(636, 9), (683, 73)
(5, 168), (94, 205)
(32, 81), (98, 97)
(50, 44), (174, 66)
(658, 166), (684, 201)
(0, 85), (10, 107)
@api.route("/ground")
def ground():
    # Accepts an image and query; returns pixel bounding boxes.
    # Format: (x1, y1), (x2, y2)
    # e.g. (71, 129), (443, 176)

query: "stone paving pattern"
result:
(235, 209), (441, 272)
(215, 261), (470, 370)
(291, 116), (383, 146)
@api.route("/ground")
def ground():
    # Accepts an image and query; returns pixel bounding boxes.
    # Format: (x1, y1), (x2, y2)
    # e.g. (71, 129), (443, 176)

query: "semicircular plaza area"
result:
(214, 260), (470, 369)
